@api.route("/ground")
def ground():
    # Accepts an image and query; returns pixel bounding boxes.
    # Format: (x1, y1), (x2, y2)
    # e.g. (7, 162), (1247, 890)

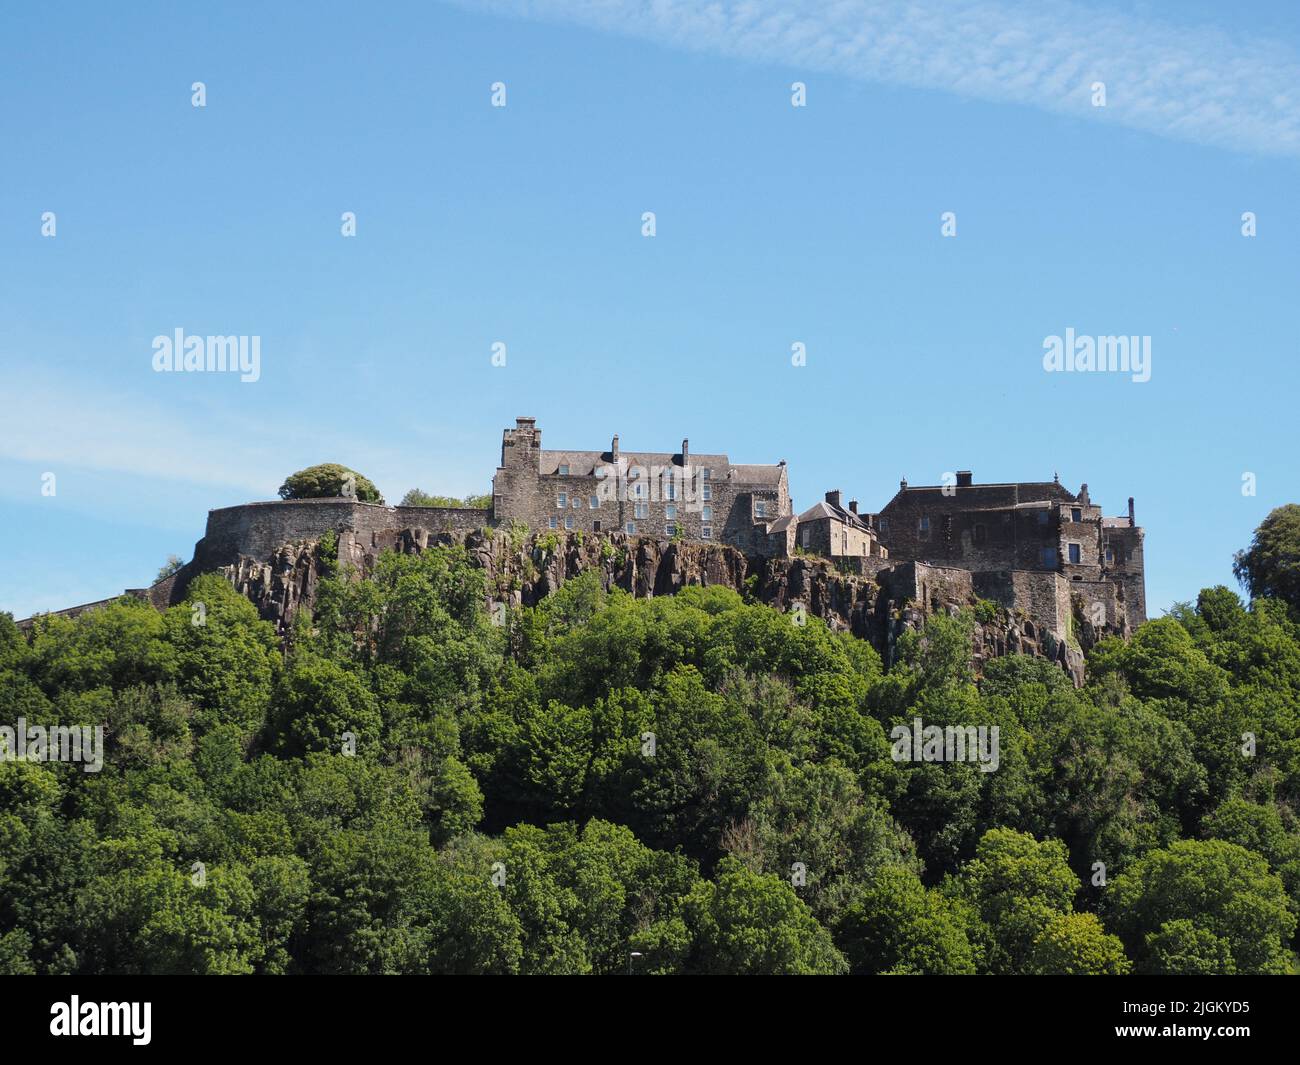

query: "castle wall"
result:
(196, 499), (487, 571)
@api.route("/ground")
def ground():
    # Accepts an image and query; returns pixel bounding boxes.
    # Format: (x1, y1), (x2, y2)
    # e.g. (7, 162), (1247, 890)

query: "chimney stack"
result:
(849, 499), (858, 514)
(1128, 497), (1135, 527)
(681, 438), (689, 467)
(611, 434), (619, 462)
(956, 470), (973, 487)
(825, 489), (842, 509)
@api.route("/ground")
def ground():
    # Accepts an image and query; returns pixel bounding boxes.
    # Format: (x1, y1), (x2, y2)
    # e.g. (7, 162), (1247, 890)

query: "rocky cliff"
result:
(205, 526), (1107, 685)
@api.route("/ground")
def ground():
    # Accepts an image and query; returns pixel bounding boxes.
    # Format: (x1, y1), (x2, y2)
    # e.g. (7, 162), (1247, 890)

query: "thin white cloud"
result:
(0, 372), (485, 505)
(459, 0), (1300, 157)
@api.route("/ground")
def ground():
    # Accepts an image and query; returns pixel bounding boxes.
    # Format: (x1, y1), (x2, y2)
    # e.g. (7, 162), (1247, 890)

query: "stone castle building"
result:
(868, 473), (1146, 631)
(16, 417), (1147, 646)
(491, 417), (792, 555)
(490, 420), (1144, 629)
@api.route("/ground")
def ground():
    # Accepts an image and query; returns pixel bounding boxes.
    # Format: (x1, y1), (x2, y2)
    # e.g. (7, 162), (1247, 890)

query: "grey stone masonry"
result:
(491, 417), (792, 551)
(14, 422), (1146, 642)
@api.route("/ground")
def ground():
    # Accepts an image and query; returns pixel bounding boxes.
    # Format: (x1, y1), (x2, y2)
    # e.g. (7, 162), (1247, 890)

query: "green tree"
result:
(1107, 839), (1296, 974)
(946, 828), (1079, 974)
(278, 463), (382, 503)
(1234, 504), (1300, 613)
(646, 857), (847, 974)
(1026, 912), (1131, 975)
(835, 866), (976, 974)
(399, 489), (491, 509)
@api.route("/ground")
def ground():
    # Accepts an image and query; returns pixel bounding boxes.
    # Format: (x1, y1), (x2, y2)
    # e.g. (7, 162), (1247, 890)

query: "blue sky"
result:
(1, 0), (1298, 619)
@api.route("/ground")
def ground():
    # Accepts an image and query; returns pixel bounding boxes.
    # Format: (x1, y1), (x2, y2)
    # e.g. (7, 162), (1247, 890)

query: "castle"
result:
(490, 417), (1145, 631)
(15, 417), (1147, 666)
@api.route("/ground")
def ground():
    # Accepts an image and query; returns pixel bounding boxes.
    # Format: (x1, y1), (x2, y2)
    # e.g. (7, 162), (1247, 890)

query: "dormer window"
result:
(1071, 507), (1082, 523)
(558, 464), (569, 476)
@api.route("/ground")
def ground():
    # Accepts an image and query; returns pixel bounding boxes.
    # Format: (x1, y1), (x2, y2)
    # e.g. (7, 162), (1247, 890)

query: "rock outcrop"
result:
(205, 526), (1109, 685)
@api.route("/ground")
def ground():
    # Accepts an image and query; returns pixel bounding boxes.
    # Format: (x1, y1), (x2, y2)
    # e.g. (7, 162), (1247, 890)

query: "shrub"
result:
(278, 464), (382, 503)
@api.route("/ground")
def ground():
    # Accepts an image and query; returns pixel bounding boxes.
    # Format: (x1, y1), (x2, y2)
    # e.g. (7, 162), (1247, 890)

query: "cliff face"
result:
(207, 526), (1104, 685)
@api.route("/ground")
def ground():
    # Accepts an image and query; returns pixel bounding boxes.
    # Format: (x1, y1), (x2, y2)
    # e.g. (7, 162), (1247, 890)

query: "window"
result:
(801, 527), (811, 547)
(1071, 507), (1082, 523)
(1041, 547), (1057, 568)
(878, 518), (888, 533)
(626, 522), (636, 535)
(665, 505), (677, 519)
(702, 484), (712, 501)
(589, 495), (599, 509)
(755, 501), (768, 519)
(558, 464), (569, 476)
(633, 482), (645, 498)
(635, 502), (648, 519)
(593, 521), (601, 532)
(1105, 548), (1114, 563)
(548, 517), (558, 530)
(557, 491), (567, 508)
(571, 497), (581, 508)
(701, 468), (711, 480)
(665, 481), (676, 500)
(564, 516), (574, 530)
(701, 506), (712, 522)
(1068, 543), (1081, 564)
(701, 526), (712, 539)
(1036, 510), (1049, 526)
(918, 516), (930, 537)
(666, 523), (677, 537)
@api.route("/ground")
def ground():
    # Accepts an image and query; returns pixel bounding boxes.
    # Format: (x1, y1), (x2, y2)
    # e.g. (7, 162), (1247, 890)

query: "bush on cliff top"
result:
(278, 464), (382, 504)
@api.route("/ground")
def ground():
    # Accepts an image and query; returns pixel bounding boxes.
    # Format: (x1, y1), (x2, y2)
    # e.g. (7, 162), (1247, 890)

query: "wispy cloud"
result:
(460, 0), (1300, 157)
(0, 371), (484, 505)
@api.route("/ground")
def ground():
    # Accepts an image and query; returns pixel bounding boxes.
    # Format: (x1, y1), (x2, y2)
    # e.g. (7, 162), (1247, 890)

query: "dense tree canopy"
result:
(2, 511), (1300, 974)
(399, 489), (491, 509)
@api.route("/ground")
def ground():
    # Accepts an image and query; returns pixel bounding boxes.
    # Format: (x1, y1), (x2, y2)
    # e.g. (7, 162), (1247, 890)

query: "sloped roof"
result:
(796, 499), (874, 533)
(538, 450), (784, 485)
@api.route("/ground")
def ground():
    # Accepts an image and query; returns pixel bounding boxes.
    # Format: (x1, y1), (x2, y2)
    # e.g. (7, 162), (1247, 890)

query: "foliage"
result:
(156, 555), (184, 582)
(278, 464), (382, 504)
(2, 508), (1300, 974)
(400, 490), (491, 509)
(1234, 504), (1300, 614)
